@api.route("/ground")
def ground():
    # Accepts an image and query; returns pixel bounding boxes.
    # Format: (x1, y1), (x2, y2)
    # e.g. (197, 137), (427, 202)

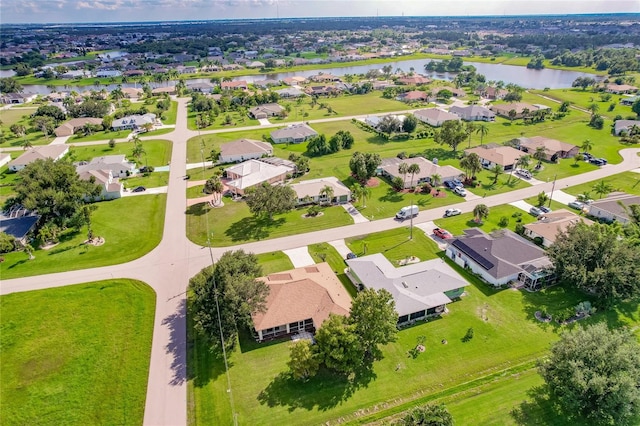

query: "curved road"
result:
(2, 97), (639, 426)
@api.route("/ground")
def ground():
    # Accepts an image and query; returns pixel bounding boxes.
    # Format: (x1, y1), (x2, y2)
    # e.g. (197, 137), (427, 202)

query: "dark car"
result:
(582, 152), (594, 161)
(590, 158), (607, 166)
(539, 206), (552, 214)
(132, 186), (146, 193)
(346, 252), (357, 260)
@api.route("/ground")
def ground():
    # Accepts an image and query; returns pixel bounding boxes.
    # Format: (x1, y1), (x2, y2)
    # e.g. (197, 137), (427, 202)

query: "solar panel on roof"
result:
(452, 240), (494, 271)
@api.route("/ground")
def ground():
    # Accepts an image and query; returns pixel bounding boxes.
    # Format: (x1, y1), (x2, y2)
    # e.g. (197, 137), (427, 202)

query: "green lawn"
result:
(0, 279), (155, 426)
(346, 227), (441, 264)
(187, 228), (640, 425)
(69, 129), (131, 143)
(121, 171), (170, 189)
(70, 139), (172, 168)
(0, 163), (20, 204)
(530, 88), (633, 118)
(186, 200), (354, 246)
(434, 204), (538, 237)
(256, 251), (294, 275)
(562, 171), (640, 199)
(0, 194), (166, 279)
(0, 107), (50, 148)
(187, 110), (260, 131)
(187, 184), (206, 199)
(143, 127), (174, 137)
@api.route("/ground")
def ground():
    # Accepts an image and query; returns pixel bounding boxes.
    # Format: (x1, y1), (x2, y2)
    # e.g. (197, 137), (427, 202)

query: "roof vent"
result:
(402, 281), (408, 288)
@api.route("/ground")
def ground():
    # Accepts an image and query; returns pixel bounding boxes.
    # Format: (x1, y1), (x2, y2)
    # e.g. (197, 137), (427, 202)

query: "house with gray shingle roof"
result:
(446, 229), (555, 290)
(346, 253), (467, 325)
(588, 193), (640, 224)
(413, 108), (460, 127)
(449, 105), (495, 122)
(270, 123), (318, 144)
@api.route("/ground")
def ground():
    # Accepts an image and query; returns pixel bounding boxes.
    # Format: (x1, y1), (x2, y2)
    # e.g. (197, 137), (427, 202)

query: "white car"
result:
(453, 186), (467, 197)
(515, 169), (532, 179)
(444, 208), (462, 217)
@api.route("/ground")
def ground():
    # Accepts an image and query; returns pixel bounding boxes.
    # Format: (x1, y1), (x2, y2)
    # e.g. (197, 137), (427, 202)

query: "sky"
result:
(1, 0), (638, 24)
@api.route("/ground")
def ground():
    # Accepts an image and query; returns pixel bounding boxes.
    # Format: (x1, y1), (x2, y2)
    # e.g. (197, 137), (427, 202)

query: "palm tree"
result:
(577, 192), (593, 203)
(533, 146), (547, 169)
(491, 164), (504, 184)
(580, 139), (593, 154)
(473, 204), (489, 223)
(398, 162), (409, 187)
(204, 176), (225, 205)
(460, 153), (482, 180)
(131, 142), (146, 163)
(588, 103), (600, 117)
(319, 185), (334, 205)
(593, 180), (613, 199)
(407, 163), (421, 190)
(465, 121), (476, 148)
(475, 123), (489, 145)
(430, 173), (442, 187)
(351, 184), (371, 208)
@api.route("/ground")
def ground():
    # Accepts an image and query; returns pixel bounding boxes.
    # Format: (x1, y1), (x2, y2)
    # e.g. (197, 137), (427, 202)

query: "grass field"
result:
(187, 227), (640, 425)
(256, 251), (294, 275)
(530, 88), (634, 119)
(0, 107), (51, 148)
(121, 171), (170, 189)
(562, 171), (640, 198)
(186, 199), (354, 246)
(70, 139), (172, 167)
(0, 194), (166, 279)
(345, 227), (441, 263)
(0, 279), (155, 426)
(69, 129), (131, 142)
(434, 204), (538, 237)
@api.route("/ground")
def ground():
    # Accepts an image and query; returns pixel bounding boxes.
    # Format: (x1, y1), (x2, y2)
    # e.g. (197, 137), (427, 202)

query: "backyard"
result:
(187, 228), (640, 425)
(70, 139), (172, 167)
(0, 194), (167, 279)
(0, 279), (155, 426)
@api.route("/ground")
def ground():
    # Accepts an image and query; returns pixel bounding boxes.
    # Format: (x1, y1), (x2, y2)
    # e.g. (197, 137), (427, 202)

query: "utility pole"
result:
(548, 174), (557, 207)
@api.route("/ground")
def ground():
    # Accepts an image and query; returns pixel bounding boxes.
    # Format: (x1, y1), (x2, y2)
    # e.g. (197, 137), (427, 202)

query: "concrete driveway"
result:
(415, 221), (449, 250)
(283, 247), (315, 268)
(510, 200), (535, 213)
(341, 203), (369, 223)
(328, 239), (351, 259)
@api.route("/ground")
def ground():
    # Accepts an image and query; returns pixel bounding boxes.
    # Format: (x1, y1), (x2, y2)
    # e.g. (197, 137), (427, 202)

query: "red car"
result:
(433, 227), (453, 239)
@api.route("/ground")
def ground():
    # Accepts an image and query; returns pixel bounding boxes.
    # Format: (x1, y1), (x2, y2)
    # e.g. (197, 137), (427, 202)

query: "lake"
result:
(14, 57), (602, 94)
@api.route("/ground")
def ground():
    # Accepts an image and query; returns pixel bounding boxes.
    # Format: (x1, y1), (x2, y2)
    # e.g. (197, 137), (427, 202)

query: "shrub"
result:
(498, 216), (509, 227)
(307, 205), (321, 217)
(391, 176), (405, 191)
(515, 223), (525, 235)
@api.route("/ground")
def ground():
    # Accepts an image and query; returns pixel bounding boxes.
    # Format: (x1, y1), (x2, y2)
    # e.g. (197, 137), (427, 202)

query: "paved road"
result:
(2, 96), (639, 426)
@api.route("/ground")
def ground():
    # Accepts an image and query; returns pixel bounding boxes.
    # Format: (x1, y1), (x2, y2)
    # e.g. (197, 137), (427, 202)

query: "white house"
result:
(219, 139), (273, 163)
(346, 254), (467, 325)
(77, 169), (123, 200)
(377, 157), (463, 189)
(449, 105), (496, 122)
(270, 123), (318, 144)
(290, 176), (351, 205)
(588, 193), (640, 224)
(75, 154), (137, 178)
(111, 113), (157, 131)
(413, 108), (460, 127)
(225, 159), (294, 195)
(8, 145), (69, 172)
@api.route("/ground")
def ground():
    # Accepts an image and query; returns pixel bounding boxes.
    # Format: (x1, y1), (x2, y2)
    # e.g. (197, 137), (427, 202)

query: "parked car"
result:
(346, 252), (357, 260)
(515, 169), (532, 179)
(539, 206), (552, 214)
(433, 227), (453, 239)
(581, 152), (594, 161)
(444, 179), (463, 189)
(453, 186), (467, 197)
(568, 200), (585, 210)
(444, 208), (462, 217)
(132, 186), (146, 193)
(590, 158), (607, 166)
(529, 206), (542, 217)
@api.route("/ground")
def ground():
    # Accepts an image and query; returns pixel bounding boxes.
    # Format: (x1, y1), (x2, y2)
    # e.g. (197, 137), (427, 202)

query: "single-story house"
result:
(515, 136), (579, 161)
(75, 154), (136, 178)
(620, 95), (640, 106)
(151, 86), (176, 96)
(0, 153), (11, 168)
(275, 87), (306, 98)
(346, 254), (467, 325)
(0, 212), (39, 245)
(446, 229), (555, 290)
(413, 108), (460, 127)
(290, 176), (351, 205)
(248, 103), (284, 119)
(225, 159), (294, 195)
(364, 114), (405, 131)
(490, 102), (540, 119)
(464, 145), (525, 170)
(588, 193), (640, 225)
(397, 75), (431, 85)
(253, 79), (281, 88)
(221, 80), (248, 90)
(524, 209), (594, 248)
(251, 262), (352, 341)
(434, 87), (466, 98)
(378, 156), (463, 189)
(1, 93), (38, 104)
(247, 61), (266, 69)
(187, 82), (215, 93)
(219, 139), (273, 163)
(396, 90), (430, 102)
(613, 119), (640, 136)
(95, 70), (122, 78)
(121, 87), (143, 99)
(282, 76), (307, 86)
(54, 117), (103, 137)
(606, 83), (638, 94)
(476, 86), (508, 100)
(112, 113), (157, 131)
(449, 105), (496, 122)
(309, 73), (341, 82)
(8, 145), (70, 172)
(77, 169), (123, 200)
(305, 85), (339, 96)
(270, 123), (318, 144)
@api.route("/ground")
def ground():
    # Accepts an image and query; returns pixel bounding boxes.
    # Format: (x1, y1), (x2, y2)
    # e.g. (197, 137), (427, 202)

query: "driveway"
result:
(257, 118), (271, 126)
(283, 247), (315, 268)
(415, 221), (449, 250)
(341, 203), (369, 223)
(509, 200), (535, 213)
(547, 190), (576, 205)
(328, 239), (351, 259)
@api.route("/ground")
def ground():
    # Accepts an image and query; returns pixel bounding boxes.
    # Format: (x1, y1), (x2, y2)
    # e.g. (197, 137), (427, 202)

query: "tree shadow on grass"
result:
(257, 363), (377, 413)
(224, 216), (285, 242)
(510, 385), (567, 425)
(379, 187), (403, 203)
(163, 297), (188, 386)
(421, 147), (460, 162)
(185, 202), (209, 217)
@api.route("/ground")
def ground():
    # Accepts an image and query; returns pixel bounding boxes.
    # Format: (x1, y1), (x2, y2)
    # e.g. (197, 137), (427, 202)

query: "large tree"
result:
(287, 340), (320, 381)
(244, 182), (296, 220)
(396, 403), (454, 426)
(0, 77), (22, 94)
(538, 323), (640, 425)
(459, 153), (482, 179)
(349, 152), (381, 184)
(190, 250), (269, 352)
(314, 314), (363, 374)
(434, 120), (467, 152)
(548, 222), (640, 307)
(5, 159), (101, 228)
(349, 288), (398, 361)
